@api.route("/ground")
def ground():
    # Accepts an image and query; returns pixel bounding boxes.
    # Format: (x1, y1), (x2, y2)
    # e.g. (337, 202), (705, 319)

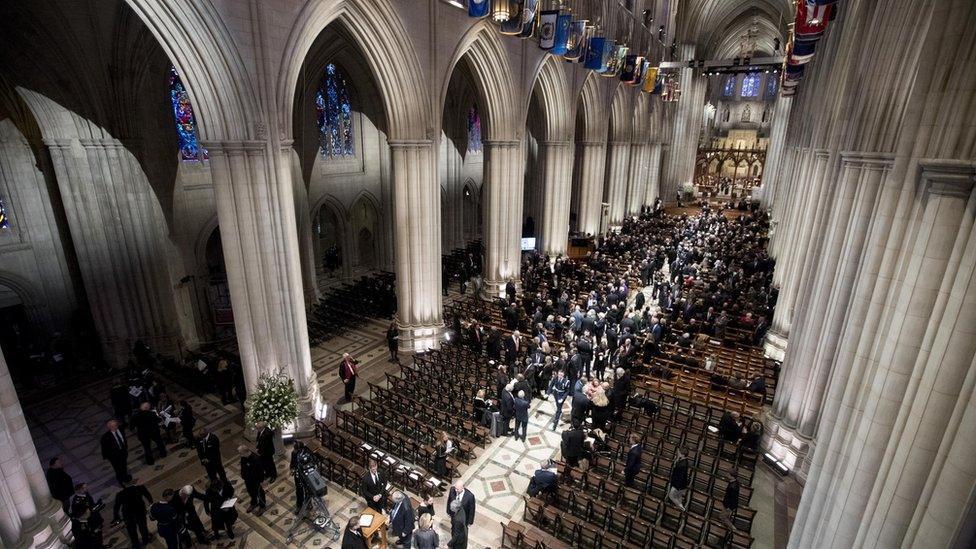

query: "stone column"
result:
(576, 141), (607, 236)
(604, 140), (632, 225)
(286, 144), (320, 306)
(206, 141), (318, 434)
(765, 148), (830, 359)
(765, 153), (891, 477)
(389, 140), (444, 351)
(482, 140), (524, 296)
(643, 142), (663, 206)
(0, 348), (65, 548)
(626, 142), (650, 215)
(665, 44), (706, 201)
(792, 162), (976, 547)
(538, 141), (573, 256)
(759, 95), (793, 209)
(44, 138), (180, 366)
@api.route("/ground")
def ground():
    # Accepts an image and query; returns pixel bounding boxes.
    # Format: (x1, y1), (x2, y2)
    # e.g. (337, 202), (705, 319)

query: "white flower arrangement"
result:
(245, 370), (300, 429)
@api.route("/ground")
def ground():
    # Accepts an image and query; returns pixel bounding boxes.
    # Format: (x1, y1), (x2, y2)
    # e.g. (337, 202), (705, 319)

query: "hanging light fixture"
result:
(492, 0), (513, 22)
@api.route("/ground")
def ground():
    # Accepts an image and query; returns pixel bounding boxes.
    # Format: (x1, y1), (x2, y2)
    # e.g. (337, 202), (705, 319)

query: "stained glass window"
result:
(467, 105), (483, 154)
(722, 76), (735, 97)
(168, 67), (207, 161)
(741, 73), (761, 97)
(766, 74), (778, 97)
(0, 197), (9, 229)
(316, 63), (355, 158)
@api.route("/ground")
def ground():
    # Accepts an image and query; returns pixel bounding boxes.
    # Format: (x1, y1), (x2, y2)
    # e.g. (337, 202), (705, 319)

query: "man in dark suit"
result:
(255, 422), (278, 482)
(499, 385), (515, 437)
(448, 499), (468, 549)
(446, 480), (476, 526)
(361, 459), (387, 512)
(238, 445), (267, 513)
(46, 457), (74, 509)
(560, 422), (585, 467)
(388, 490), (415, 548)
(196, 431), (228, 483)
(132, 402), (167, 465)
(570, 390), (590, 426)
(527, 462), (558, 498)
(112, 478), (153, 548)
(100, 420), (131, 484)
(171, 485), (208, 546)
(513, 390), (530, 442)
(624, 433), (643, 487)
(668, 446), (690, 511)
(338, 352), (359, 403)
(612, 367), (632, 419)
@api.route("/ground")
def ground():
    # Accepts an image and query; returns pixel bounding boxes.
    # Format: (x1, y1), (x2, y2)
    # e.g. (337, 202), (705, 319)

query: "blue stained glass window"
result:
(316, 63), (355, 158)
(741, 73), (761, 97)
(467, 106), (482, 154)
(722, 76), (735, 97)
(168, 67), (207, 161)
(766, 74), (778, 97)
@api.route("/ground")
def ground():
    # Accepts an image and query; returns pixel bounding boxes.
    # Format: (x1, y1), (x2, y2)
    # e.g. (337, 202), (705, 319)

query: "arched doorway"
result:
(315, 204), (344, 279)
(204, 228), (234, 340)
(349, 196), (379, 271)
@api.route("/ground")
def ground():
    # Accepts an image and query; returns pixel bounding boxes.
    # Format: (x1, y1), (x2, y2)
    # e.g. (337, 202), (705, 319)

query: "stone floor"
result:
(21, 296), (799, 548)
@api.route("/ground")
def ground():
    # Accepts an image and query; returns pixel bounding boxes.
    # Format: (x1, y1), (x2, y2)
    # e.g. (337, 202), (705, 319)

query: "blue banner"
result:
(549, 14), (572, 55)
(468, 0), (489, 18)
(500, 1), (524, 35)
(583, 36), (606, 70)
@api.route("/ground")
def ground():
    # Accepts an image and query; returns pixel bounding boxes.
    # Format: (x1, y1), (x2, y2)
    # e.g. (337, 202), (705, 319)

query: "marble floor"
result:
(20, 299), (799, 548)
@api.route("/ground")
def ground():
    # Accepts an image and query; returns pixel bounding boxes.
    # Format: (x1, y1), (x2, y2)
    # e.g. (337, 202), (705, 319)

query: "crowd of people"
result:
(448, 203), (774, 542)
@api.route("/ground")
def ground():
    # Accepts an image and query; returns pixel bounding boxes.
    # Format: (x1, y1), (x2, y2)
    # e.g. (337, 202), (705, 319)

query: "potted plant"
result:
(245, 370), (299, 453)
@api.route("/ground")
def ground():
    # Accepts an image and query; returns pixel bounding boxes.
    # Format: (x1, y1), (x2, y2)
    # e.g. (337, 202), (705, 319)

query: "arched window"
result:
(741, 73), (761, 97)
(766, 75), (778, 97)
(316, 63), (355, 158)
(168, 67), (207, 161)
(722, 76), (735, 97)
(467, 106), (483, 154)
(723, 107), (730, 122)
(742, 105), (752, 123)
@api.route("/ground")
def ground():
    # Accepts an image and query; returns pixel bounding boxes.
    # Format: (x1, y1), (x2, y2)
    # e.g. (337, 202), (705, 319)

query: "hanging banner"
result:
(795, 1), (832, 38)
(641, 65), (659, 92)
(519, 0), (538, 38)
(583, 36), (607, 70)
(603, 45), (628, 77)
(500, 1), (524, 35)
(537, 10), (559, 49)
(789, 39), (816, 64)
(468, 0), (489, 18)
(564, 21), (590, 60)
(620, 55), (642, 84)
(549, 13), (572, 55)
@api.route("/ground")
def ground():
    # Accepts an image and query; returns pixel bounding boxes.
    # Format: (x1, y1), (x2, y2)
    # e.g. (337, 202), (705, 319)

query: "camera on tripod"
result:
(295, 447), (328, 497)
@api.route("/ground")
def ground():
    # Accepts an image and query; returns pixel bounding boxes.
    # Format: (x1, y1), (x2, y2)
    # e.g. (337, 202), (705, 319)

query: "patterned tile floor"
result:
(20, 290), (796, 548)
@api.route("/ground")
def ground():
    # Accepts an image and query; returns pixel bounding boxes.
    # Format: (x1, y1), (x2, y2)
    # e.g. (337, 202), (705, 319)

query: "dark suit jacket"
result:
(196, 433), (222, 466)
(389, 498), (415, 537)
(360, 471), (386, 505)
(114, 484), (153, 520)
(625, 444), (643, 477)
(100, 429), (128, 461)
(570, 392), (590, 423)
(669, 457), (689, 490)
(561, 428), (585, 459)
(446, 488), (476, 526)
(132, 410), (161, 439)
(240, 453), (265, 485)
(531, 469), (558, 493)
(504, 337), (519, 363)
(499, 391), (515, 419)
(514, 397), (529, 422)
(448, 509), (468, 549)
(46, 468), (74, 501)
(256, 428), (275, 458)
